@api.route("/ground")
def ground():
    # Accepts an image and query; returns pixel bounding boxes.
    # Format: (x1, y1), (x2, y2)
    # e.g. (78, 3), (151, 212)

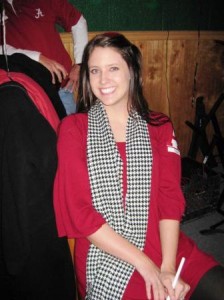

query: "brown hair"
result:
(77, 32), (150, 122)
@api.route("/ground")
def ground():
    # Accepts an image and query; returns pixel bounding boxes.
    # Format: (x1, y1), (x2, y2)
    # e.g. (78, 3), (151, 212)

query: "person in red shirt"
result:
(3, 0), (88, 114)
(53, 32), (224, 300)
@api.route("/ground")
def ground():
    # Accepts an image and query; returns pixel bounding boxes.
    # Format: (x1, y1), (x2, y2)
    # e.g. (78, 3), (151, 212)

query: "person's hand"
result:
(160, 271), (190, 300)
(63, 64), (81, 92)
(137, 258), (166, 300)
(39, 54), (68, 84)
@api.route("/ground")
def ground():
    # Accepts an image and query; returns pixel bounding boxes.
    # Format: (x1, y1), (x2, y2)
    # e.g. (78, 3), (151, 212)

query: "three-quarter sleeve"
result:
(53, 115), (106, 238)
(155, 122), (185, 220)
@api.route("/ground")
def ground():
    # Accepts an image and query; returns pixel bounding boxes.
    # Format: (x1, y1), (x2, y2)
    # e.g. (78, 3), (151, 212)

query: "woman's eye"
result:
(90, 68), (99, 74)
(110, 66), (119, 71)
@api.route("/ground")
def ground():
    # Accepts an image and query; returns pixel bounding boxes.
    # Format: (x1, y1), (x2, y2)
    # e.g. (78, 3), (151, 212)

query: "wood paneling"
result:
(60, 31), (224, 158)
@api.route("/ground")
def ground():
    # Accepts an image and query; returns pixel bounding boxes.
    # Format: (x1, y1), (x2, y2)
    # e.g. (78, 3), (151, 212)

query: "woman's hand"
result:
(63, 64), (81, 92)
(136, 257), (166, 300)
(160, 271), (190, 300)
(39, 54), (68, 84)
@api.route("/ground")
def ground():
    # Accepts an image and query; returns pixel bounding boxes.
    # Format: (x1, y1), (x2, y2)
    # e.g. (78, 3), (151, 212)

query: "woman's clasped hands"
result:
(137, 258), (190, 300)
(160, 270), (190, 300)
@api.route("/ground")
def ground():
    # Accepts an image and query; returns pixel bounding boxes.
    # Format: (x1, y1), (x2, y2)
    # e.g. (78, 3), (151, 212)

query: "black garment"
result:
(0, 81), (75, 300)
(190, 265), (224, 300)
(0, 53), (66, 119)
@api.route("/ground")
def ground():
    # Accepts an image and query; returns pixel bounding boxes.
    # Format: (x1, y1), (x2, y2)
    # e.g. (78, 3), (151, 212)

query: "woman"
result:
(53, 32), (224, 300)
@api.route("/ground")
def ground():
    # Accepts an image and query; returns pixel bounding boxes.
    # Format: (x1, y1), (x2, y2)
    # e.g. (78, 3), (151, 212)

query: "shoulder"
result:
(148, 112), (173, 136)
(149, 111), (171, 125)
(148, 112), (180, 156)
(148, 112), (180, 153)
(58, 113), (88, 137)
(52, 0), (81, 15)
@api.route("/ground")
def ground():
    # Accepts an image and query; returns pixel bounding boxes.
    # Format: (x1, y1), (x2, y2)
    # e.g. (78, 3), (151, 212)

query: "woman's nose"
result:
(100, 70), (109, 84)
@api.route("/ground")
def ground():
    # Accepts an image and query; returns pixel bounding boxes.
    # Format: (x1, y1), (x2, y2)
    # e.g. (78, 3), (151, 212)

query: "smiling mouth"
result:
(100, 87), (116, 94)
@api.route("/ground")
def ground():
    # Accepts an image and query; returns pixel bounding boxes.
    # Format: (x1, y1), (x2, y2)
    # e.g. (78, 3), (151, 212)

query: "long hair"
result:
(77, 32), (151, 122)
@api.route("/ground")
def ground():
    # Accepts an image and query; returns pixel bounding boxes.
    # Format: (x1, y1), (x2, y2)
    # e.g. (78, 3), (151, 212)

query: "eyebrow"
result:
(88, 63), (120, 68)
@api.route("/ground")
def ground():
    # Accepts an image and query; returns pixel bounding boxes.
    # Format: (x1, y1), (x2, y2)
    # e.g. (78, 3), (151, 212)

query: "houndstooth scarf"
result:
(86, 101), (152, 300)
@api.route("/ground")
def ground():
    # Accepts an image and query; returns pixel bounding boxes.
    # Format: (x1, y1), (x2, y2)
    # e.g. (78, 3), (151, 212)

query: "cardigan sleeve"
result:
(155, 121), (186, 220)
(53, 114), (106, 238)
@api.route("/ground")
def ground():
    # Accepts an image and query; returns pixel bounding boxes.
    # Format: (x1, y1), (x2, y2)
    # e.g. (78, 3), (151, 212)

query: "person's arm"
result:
(160, 220), (179, 274)
(159, 220), (190, 299)
(159, 219), (181, 298)
(72, 15), (88, 64)
(0, 44), (67, 84)
(39, 54), (67, 84)
(88, 223), (166, 300)
(156, 122), (190, 299)
(64, 15), (88, 92)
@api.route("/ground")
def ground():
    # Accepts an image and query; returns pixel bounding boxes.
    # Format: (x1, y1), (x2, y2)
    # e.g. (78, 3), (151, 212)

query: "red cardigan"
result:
(54, 113), (218, 299)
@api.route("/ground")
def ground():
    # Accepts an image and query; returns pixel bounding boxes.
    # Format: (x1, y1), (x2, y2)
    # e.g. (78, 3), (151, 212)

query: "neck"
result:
(105, 107), (129, 143)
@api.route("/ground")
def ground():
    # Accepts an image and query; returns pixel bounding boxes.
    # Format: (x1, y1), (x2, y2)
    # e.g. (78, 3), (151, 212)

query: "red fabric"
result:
(53, 113), (218, 299)
(5, 0), (81, 73)
(0, 70), (60, 132)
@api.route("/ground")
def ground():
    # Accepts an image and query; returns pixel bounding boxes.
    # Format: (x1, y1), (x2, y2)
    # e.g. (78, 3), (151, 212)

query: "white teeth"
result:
(100, 87), (115, 94)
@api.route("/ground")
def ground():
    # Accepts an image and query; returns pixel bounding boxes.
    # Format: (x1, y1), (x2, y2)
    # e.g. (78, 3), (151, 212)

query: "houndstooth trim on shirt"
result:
(86, 101), (152, 299)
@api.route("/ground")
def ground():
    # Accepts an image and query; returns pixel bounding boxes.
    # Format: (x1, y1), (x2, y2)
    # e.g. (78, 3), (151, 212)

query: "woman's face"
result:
(88, 47), (131, 109)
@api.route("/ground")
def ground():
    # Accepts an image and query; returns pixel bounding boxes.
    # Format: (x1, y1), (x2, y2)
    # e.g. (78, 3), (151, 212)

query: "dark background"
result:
(69, 0), (224, 31)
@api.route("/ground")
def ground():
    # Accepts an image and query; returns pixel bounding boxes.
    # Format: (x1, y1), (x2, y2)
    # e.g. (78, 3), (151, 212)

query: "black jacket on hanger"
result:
(0, 81), (75, 298)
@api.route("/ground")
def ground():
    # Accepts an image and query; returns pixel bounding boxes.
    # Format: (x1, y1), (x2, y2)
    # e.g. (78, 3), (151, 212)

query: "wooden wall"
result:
(60, 31), (224, 159)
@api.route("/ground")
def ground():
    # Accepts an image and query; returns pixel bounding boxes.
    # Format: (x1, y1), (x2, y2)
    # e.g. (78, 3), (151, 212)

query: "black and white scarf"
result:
(86, 101), (152, 299)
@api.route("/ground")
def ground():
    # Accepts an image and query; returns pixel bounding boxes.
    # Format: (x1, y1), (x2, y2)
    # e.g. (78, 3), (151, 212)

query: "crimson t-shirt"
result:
(5, 0), (81, 72)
